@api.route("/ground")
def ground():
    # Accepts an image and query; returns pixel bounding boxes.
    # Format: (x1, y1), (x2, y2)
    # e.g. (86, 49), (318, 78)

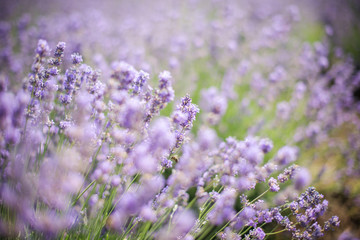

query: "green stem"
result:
(240, 226), (252, 236)
(199, 202), (215, 221)
(198, 185), (224, 219)
(138, 222), (152, 240)
(250, 189), (269, 204)
(266, 228), (287, 235)
(197, 224), (215, 240)
(186, 196), (197, 210)
(72, 180), (96, 206)
(121, 217), (138, 239)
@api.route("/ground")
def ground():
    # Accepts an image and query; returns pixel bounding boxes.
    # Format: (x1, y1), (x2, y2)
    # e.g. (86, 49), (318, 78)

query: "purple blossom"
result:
(111, 61), (137, 90)
(120, 192), (140, 215)
(132, 143), (157, 173)
(275, 146), (298, 166)
(157, 71), (175, 103)
(47, 67), (59, 76)
(200, 87), (227, 124)
(197, 127), (218, 151)
(158, 71), (172, 89)
(54, 42), (66, 57)
(0, 5), (348, 238)
(35, 39), (50, 57)
(243, 145), (264, 165)
(249, 227), (266, 240)
(161, 157), (173, 168)
(235, 206), (256, 229)
(293, 168), (311, 190)
(172, 210), (196, 236)
(119, 98), (144, 130)
(171, 94), (199, 149)
(148, 117), (175, 154)
(324, 216), (340, 230)
(268, 177), (280, 192)
(209, 188), (236, 225)
(133, 70), (149, 94)
(259, 138), (273, 153)
(71, 52), (83, 65)
(140, 205), (156, 222)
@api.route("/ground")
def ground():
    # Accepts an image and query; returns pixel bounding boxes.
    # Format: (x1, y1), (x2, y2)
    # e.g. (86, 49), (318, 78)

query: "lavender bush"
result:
(1, 0), (359, 239)
(0, 39), (340, 239)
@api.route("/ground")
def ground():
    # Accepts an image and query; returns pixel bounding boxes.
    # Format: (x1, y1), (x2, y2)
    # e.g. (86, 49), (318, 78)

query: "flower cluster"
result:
(1, 0), (358, 238)
(0, 39), (340, 239)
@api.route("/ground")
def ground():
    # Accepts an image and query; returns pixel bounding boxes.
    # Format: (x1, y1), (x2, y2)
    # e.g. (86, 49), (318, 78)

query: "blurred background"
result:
(1, 0), (360, 239)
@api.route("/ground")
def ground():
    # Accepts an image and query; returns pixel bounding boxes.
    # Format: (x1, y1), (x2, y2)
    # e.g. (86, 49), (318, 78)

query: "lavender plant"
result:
(1, 0), (360, 238)
(0, 39), (339, 239)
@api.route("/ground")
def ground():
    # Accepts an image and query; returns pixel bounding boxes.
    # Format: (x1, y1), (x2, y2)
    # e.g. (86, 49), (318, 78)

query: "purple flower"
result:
(48, 67), (59, 76)
(209, 188), (236, 225)
(324, 216), (340, 231)
(200, 87), (227, 124)
(289, 202), (299, 212)
(235, 206), (256, 229)
(275, 146), (298, 166)
(158, 71), (172, 89)
(249, 227), (266, 240)
(237, 177), (255, 192)
(132, 144), (157, 173)
(120, 193), (140, 215)
(197, 127), (218, 151)
(49, 41), (66, 66)
(172, 94), (199, 145)
(268, 177), (280, 192)
(111, 61), (137, 90)
(133, 70), (149, 94)
(111, 176), (121, 187)
(148, 117), (175, 154)
(172, 210), (196, 235)
(161, 157), (173, 168)
(311, 222), (323, 238)
(243, 145), (264, 165)
(54, 42), (66, 57)
(297, 187), (324, 209)
(259, 138), (273, 153)
(4, 127), (21, 144)
(293, 168), (311, 190)
(201, 87), (227, 115)
(257, 209), (274, 224)
(145, 70), (175, 122)
(71, 53), (83, 65)
(35, 39), (50, 57)
(271, 208), (284, 223)
(120, 98), (144, 130)
(140, 205), (156, 222)
(158, 71), (175, 103)
(172, 110), (188, 125)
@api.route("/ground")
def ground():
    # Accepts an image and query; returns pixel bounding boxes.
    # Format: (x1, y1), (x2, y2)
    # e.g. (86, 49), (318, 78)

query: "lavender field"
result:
(1, 0), (360, 239)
